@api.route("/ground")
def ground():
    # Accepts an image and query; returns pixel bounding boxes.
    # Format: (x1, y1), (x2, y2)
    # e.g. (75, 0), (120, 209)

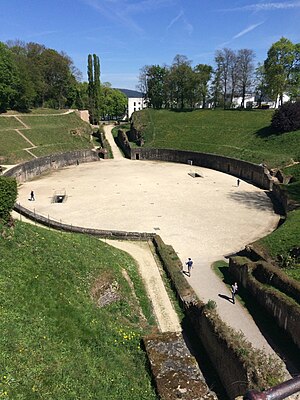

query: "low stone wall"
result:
(143, 332), (217, 400)
(4, 149), (100, 183)
(229, 257), (300, 350)
(116, 129), (131, 158)
(131, 147), (271, 189)
(14, 203), (155, 241)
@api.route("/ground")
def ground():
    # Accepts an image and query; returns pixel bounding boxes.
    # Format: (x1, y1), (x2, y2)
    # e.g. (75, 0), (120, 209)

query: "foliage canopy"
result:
(271, 101), (300, 133)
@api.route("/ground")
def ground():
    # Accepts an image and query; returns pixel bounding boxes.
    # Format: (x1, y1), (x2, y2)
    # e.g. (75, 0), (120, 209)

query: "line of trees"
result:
(0, 41), (127, 123)
(138, 37), (300, 110)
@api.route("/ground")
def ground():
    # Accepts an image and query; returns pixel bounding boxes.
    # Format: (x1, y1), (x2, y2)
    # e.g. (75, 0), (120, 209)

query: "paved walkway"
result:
(17, 124), (286, 360)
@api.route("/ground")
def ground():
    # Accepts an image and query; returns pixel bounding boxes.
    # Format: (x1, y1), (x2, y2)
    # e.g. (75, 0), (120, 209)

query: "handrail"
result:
(244, 375), (300, 400)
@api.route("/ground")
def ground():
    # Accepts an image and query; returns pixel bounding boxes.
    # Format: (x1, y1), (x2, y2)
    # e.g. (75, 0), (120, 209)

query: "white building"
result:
(118, 89), (147, 119)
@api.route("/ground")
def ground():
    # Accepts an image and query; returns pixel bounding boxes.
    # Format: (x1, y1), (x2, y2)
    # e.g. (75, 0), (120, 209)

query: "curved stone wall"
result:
(4, 149), (100, 183)
(130, 147), (289, 214)
(4, 149), (155, 240)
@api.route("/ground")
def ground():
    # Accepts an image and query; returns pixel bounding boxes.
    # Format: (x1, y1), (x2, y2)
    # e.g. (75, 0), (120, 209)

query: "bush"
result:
(271, 101), (300, 133)
(0, 176), (17, 222)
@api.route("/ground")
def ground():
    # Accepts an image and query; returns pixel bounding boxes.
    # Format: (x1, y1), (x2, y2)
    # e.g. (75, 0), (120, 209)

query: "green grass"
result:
(133, 109), (300, 168)
(0, 131), (33, 164)
(0, 108), (68, 116)
(0, 117), (24, 130)
(0, 222), (157, 399)
(0, 113), (93, 164)
(258, 209), (300, 269)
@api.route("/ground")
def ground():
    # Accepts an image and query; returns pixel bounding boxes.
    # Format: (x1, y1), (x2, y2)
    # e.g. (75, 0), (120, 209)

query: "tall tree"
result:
(169, 55), (193, 109)
(143, 65), (168, 109)
(264, 37), (296, 107)
(236, 49), (255, 108)
(0, 42), (19, 112)
(214, 48), (236, 108)
(194, 64), (213, 108)
(87, 54), (101, 124)
(254, 63), (268, 108)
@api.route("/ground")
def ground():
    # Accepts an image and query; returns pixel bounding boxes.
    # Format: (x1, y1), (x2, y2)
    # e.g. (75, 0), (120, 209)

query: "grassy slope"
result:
(0, 222), (157, 400)
(0, 112), (93, 164)
(134, 109), (300, 168)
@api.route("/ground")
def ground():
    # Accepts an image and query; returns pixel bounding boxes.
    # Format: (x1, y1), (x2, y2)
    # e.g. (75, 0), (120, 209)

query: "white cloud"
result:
(82, 0), (175, 34)
(224, 1), (300, 12)
(166, 9), (193, 35)
(167, 10), (184, 30)
(217, 21), (264, 48)
(233, 22), (264, 39)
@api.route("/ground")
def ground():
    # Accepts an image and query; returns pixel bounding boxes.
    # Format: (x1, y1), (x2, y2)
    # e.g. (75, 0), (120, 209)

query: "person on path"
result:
(231, 282), (238, 304)
(186, 257), (193, 276)
(30, 190), (35, 201)
(237, 179), (240, 187)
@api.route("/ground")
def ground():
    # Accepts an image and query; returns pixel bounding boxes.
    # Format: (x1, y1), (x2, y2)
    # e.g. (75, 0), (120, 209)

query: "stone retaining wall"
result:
(14, 203), (155, 241)
(229, 257), (300, 350)
(4, 149), (100, 183)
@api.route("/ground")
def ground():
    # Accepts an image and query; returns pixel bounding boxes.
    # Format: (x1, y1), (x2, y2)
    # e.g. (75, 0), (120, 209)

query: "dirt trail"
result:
(105, 239), (181, 333)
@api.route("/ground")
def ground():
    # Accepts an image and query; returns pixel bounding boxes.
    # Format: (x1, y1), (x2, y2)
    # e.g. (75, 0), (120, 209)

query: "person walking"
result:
(30, 190), (35, 201)
(231, 282), (238, 304)
(186, 257), (193, 277)
(237, 178), (240, 187)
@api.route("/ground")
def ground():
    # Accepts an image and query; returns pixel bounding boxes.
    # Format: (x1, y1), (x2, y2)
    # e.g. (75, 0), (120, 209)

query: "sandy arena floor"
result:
(17, 157), (279, 266)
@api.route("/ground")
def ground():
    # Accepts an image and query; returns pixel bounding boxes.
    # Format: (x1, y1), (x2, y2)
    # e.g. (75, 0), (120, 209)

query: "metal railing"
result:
(244, 375), (300, 400)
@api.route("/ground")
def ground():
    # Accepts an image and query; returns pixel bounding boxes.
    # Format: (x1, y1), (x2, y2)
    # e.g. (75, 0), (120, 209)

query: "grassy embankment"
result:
(132, 108), (300, 279)
(0, 221), (158, 399)
(0, 110), (159, 398)
(0, 110), (94, 164)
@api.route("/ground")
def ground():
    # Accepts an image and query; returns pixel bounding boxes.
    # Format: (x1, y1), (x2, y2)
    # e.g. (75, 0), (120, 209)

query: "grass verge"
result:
(0, 221), (157, 399)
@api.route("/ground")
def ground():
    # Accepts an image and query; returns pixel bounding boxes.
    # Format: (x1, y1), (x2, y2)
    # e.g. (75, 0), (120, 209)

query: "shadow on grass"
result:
(254, 126), (278, 138)
(169, 108), (194, 113)
(216, 265), (300, 376)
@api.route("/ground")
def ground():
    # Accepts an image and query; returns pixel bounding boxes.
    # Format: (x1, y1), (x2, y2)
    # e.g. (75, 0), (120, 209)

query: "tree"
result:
(39, 49), (76, 109)
(264, 37), (297, 107)
(271, 101), (300, 133)
(6, 40), (36, 110)
(0, 176), (17, 223)
(254, 63), (268, 108)
(193, 64), (213, 108)
(87, 54), (101, 124)
(214, 48), (236, 108)
(0, 42), (19, 112)
(168, 55), (193, 109)
(236, 49), (255, 108)
(144, 65), (168, 109)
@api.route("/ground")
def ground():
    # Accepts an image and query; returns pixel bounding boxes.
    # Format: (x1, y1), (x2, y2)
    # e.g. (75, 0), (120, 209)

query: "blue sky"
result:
(1, 0), (300, 89)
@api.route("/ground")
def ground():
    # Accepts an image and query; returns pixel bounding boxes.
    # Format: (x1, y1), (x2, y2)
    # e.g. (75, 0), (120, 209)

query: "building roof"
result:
(117, 88), (145, 98)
